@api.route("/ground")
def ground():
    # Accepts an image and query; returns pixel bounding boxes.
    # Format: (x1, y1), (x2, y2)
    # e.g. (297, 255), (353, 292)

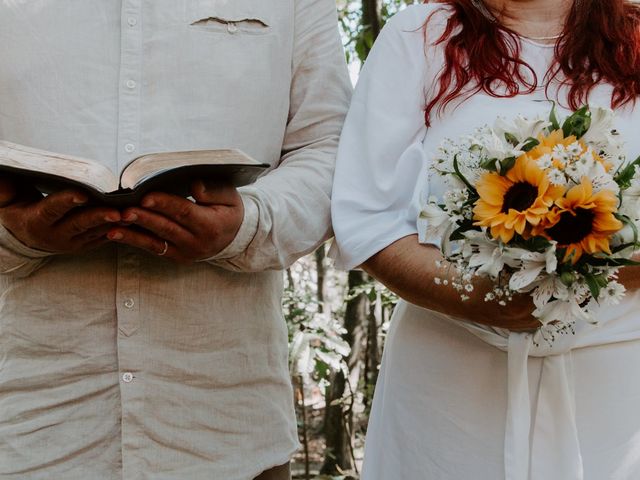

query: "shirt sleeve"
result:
(206, 0), (352, 272)
(0, 224), (53, 277)
(330, 6), (432, 271)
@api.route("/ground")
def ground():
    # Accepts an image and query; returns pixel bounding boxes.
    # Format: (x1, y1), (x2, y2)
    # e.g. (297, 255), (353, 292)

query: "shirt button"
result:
(122, 372), (134, 383)
(126, 79), (137, 89)
(124, 143), (136, 153)
(124, 298), (135, 309)
(127, 17), (137, 27)
(227, 22), (238, 34)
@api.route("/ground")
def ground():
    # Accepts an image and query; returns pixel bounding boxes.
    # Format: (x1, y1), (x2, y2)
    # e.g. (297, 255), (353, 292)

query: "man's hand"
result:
(0, 177), (122, 254)
(106, 181), (244, 263)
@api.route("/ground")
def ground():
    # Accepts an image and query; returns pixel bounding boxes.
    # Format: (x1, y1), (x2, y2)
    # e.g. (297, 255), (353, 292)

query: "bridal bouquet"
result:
(420, 106), (640, 338)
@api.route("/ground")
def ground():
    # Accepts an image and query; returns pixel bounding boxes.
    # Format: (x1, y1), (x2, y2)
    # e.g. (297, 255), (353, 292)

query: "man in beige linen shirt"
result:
(0, 1), (351, 479)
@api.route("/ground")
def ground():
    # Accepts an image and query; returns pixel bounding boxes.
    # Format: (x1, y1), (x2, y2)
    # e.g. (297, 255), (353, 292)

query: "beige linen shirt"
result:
(0, 1), (351, 479)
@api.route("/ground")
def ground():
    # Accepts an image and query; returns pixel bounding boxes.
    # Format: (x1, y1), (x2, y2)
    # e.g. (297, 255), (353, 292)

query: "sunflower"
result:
(536, 177), (623, 264)
(474, 155), (564, 243)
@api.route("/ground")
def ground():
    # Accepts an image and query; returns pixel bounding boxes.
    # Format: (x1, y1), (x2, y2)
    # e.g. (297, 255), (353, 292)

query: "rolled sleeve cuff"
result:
(0, 224), (56, 259)
(201, 193), (259, 262)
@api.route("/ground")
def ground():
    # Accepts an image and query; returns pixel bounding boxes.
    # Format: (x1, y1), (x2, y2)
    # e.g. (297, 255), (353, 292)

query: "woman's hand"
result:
(362, 235), (541, 332)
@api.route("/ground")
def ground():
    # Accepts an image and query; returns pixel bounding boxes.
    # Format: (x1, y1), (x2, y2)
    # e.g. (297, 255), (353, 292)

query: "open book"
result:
(0, 141), (269, 207)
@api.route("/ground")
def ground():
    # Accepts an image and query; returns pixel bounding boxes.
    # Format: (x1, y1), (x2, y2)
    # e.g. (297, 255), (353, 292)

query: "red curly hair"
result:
(424, 0), (640, 126)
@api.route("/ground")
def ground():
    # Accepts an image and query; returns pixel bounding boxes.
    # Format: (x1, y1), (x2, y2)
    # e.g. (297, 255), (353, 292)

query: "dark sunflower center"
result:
(501, 182), (538, 213)
(546, 208), (596, 245)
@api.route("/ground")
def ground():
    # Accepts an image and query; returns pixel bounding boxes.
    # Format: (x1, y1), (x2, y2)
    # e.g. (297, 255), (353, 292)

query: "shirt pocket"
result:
(186, 0), (272, 36)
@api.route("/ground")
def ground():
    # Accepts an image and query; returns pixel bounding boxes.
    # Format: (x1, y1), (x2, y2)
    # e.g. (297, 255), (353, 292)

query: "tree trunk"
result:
(362, 0), (382, 46)
(315, 245), (326, 313)
(363, 287), (382, 410)
(321, 0), (382, 474)
(320, 270), (368, 475)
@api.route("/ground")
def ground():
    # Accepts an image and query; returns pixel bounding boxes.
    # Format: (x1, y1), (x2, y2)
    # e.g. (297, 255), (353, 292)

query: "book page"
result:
(0, 141), (118, 193)
(120, 149), (262, 190)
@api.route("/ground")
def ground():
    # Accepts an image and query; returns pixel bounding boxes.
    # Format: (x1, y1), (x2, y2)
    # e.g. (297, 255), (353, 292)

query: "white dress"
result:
(331, 5), (640, 480)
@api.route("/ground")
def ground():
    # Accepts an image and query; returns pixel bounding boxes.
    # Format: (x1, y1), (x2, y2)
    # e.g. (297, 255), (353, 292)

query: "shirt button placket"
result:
(117, 1), (144, 476)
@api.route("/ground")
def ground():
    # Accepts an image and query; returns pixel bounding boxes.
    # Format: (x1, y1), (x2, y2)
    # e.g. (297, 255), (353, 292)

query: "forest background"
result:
(287, 1), (414, 478)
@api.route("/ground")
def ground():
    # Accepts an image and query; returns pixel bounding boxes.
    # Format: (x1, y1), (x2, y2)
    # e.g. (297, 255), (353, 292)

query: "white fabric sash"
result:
(460, 309), (640, 480)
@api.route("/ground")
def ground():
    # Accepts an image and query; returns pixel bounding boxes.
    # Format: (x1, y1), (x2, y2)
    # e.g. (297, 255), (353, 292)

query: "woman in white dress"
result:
(331, 1), (640, 479)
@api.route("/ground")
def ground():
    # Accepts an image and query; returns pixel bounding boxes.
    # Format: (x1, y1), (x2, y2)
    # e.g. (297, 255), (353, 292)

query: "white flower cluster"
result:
(541, 139), (621, 195)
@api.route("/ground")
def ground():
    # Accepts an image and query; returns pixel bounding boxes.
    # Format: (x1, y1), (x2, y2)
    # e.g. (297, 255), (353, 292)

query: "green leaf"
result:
(520, 236), (552, 251)
(449, 219), (477, 241)
(480, 157), (499, 172)
(614, 155), (640, 190)
(584, 272), (601, 300)
(587, 257), (640, 267)
(549, 102), (561, 130)
(504, 132), (519, 147)
(561, 105), (591, 138)
(453, 154), (478, 195)
(521, 137), (540, 152)
(612, 242), (639, 253)
(499, 156), (516, 175)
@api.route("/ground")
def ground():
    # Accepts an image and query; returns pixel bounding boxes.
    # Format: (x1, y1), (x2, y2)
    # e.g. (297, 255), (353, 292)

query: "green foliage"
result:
(614, 155), (640, 190)
(338, 0), (415, 65)
(562, 105), (592, 138)
(283, 269), (350, 383)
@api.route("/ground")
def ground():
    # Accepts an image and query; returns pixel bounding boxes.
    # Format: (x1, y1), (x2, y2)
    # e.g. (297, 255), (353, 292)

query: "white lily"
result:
(622, 168), (640, 200)
(586, 160), (619, 194)
(494, 115), (549, 144)
(476, 130), (523, 160)
(530, 274), (569, 310)
(464, 232), (523, 279)
(582, 107), (616, 143)
(533, 296), (592, 326)
(509, 244), (558, 292)
(418, 203), (454, 253)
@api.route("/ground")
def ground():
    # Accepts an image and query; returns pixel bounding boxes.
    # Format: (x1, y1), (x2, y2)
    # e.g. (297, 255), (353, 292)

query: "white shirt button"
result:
(124, 298), (135, 309)
(227, 22), (238, 34)
(126, 79), (137, 89)
(127, 17), (137, 27)
(124, 143), (136, 153)
(122, 372), (134, 383)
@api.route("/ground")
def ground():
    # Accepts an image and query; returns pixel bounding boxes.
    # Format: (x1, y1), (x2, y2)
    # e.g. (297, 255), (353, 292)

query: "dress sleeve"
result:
(330, 6), (432, 270)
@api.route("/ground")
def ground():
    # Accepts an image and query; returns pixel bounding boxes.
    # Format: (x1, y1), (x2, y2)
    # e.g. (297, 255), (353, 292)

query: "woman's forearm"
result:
(362, 235), (540, 331)
(615, 260), (640, 291)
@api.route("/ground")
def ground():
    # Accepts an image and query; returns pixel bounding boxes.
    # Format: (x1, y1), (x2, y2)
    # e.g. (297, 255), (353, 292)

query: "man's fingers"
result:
(72, 228), (111, 251)
(58, 207), (121, 235)
(37, 190), (89, 224)
(190, 180), (241, 206)
(71, 224), (114, 243)
(138, 192), (205, 230)
(121, 207), (194, 244)
(107, 227), (178, 259)
(0, 176), (19, 208)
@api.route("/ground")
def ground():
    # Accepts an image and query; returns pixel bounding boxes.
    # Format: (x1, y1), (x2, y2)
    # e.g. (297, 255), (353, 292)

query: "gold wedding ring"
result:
(158, 240), (169, 256)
